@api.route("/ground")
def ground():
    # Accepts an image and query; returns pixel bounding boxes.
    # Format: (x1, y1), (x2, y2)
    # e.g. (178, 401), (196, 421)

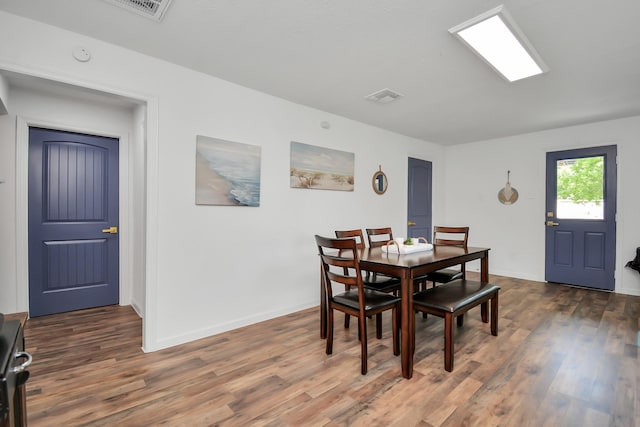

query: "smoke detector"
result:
(103, 0), (173, 22)
(365, 88), (404, 104)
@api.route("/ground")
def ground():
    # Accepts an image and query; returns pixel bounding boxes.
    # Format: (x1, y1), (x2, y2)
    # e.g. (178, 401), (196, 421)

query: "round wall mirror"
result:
(372, 166), (388, 194)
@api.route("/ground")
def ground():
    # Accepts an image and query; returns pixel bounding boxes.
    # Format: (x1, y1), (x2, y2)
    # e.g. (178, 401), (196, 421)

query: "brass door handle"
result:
(546, 221), (559, 227)
(102, 226), (118, 234)
(408, 221), (416, 226)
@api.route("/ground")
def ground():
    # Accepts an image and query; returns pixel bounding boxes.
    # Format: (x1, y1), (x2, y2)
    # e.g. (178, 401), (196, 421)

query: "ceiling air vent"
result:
(365, 88), (404, 104)
(103, 0), (173, 22)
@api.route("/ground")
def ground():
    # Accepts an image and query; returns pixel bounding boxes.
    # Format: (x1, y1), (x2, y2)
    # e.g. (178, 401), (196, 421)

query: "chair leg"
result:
(491, 293), (499, 336)
(359, 315), (368, 375)
(456, 314), (464, 327)
(444, 312), (454, 372)
(326, 308), (334, 355)
(344, 314), (350, 328)
(376, 313), (382, 339)
(392, 306), (400, 356)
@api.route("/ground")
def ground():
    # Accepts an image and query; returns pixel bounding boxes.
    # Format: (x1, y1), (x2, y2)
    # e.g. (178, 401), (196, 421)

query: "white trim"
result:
(150, 302), (317, 352)
(15, 117), (29, 311)
(142, 98), (159, 352)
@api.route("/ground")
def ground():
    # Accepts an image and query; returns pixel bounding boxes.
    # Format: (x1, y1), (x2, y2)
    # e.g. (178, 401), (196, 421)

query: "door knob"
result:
(102, 226), (118, 234)
(408, 221), (416, 226)
(546, 221), (559, 227)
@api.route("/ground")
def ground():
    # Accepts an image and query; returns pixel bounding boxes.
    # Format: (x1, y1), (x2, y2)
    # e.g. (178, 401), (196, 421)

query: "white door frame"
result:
(5, 62), (160, 352)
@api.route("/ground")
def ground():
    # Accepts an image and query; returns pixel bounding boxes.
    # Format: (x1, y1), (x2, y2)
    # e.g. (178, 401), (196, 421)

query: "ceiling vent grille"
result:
(103, 0), (173, 21)
(365, 88), (404, 104)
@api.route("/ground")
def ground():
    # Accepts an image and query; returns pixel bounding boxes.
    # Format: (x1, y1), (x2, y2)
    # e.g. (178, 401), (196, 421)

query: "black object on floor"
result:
(625, 247), (640, 273)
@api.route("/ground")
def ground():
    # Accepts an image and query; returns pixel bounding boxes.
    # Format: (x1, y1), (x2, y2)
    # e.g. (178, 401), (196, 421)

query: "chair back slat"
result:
(335, 229), (366, 249)
(433, 226), (469, 248)
(365, 227), (394, 248)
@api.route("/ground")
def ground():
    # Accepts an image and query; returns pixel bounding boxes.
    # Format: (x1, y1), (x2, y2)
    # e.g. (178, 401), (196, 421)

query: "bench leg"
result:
(491, 293), (499, 336)
(444, 312), (454, 372)
(481, 301), (488, 323)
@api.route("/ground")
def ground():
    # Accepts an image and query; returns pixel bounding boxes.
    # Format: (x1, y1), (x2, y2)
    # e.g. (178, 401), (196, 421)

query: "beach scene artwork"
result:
(290, 141), (354, 191)
(196, 135), (261, 206)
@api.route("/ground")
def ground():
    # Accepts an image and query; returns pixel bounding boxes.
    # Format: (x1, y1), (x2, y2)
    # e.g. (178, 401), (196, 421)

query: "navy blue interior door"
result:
(407, 157), (432, 240)
(545, 145), (617, 290)
(28, 127), (119, 317)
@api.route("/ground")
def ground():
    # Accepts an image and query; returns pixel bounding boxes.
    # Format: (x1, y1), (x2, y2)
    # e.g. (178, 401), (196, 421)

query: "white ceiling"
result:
(1, 0), (640, 145)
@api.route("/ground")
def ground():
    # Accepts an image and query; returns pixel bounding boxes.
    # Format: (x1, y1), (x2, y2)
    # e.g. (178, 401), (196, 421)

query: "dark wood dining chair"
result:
(336, 229), (401, 293)
(365, 227), (394, 248)
(425, 226), (469, 287)
(365, 227), (430, 292)
(315, 235), (400, 375)
(335, 229), (401, 330)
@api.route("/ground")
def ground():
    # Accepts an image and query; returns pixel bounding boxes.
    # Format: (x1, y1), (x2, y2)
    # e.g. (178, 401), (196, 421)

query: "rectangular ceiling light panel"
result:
(449, 5), (548, 82)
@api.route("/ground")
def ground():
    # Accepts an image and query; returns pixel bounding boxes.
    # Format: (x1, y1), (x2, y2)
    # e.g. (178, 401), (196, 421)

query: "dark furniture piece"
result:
(356, 245), (490, 379)
(425, 226), (469, 286)
(315, 235), (400, 375)
(364, 227), (394, 248)
(0, 319), (31, 427)
(335, 229), (401, 330)
(335, 229), (401, 294)
(413, 279), (500, 372)
(365, 227), (430, 291)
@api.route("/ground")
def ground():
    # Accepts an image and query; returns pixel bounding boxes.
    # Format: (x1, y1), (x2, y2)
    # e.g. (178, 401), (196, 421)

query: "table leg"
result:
(481, 251), (489, 283)
(400, 273), (414, 379)
(320, 262), (327, 339)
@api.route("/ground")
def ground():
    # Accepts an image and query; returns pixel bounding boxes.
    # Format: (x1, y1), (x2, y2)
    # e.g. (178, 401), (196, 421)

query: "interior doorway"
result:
(407, 157), (432, 240)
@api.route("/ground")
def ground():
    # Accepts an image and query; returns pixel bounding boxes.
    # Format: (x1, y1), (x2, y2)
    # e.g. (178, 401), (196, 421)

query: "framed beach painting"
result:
(290, 141), (354, 191)
(196, 135), (261, 206)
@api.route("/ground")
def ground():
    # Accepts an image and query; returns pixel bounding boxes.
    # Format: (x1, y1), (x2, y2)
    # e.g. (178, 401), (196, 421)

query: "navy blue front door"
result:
(407, 157), (432, 240)
(545, 145), (617, 290)
(28, 127), (120, 317)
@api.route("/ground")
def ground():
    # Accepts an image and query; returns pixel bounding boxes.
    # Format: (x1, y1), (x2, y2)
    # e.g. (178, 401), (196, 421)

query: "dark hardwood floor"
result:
(23, 275), (640, 426)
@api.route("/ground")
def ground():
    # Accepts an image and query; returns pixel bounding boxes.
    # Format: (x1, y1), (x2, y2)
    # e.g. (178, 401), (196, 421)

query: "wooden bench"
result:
(413, 279), (500, 372)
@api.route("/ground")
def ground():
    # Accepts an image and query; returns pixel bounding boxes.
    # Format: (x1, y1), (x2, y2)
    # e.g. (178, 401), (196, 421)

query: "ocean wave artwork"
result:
(196, 135), (261, 206)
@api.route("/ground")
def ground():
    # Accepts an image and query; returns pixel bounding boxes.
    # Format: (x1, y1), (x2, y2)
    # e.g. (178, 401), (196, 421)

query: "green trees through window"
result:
(556, 156), (604, 219)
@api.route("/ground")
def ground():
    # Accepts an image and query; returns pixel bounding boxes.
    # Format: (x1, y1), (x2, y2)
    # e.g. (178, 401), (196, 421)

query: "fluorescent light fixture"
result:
(449, 5), (548, 82)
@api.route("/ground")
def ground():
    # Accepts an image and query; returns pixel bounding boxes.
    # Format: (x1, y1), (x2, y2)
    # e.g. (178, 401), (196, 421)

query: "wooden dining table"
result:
(319, 244), (490, 379)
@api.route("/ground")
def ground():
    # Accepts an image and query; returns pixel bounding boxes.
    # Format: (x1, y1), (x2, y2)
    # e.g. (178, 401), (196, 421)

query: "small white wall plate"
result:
(72, 46), (92, 62)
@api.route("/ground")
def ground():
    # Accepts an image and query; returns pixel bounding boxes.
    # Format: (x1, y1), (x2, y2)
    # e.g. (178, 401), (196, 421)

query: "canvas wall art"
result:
(290, 141), (354, 191)
(196, 135), (261, 206)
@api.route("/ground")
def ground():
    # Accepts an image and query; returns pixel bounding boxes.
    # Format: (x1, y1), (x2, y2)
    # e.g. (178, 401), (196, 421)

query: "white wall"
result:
(443, 116), (640, 296)
(0, 11), (444, 350)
